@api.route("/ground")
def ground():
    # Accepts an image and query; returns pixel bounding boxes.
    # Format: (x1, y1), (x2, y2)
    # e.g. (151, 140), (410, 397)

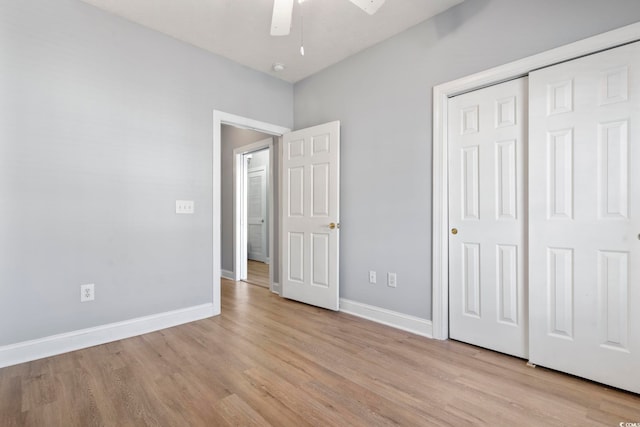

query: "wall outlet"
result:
(387, 272), (397, 288)
(80, 283), (95, 302)
(176, 200), (195, 214)
(369, 270), (377, 284)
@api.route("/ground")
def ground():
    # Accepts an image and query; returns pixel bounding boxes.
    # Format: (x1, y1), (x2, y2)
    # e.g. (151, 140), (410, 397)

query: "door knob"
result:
(329, 223), (340, 230)
(451, 228), (458, 235)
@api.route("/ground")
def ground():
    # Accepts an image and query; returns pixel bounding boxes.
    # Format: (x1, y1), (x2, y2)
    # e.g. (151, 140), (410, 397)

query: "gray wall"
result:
(294, 0), (640, 319)
(220, 126), (274, 275)
(3, 0), (640, 347)
(0, 0), (292, 346)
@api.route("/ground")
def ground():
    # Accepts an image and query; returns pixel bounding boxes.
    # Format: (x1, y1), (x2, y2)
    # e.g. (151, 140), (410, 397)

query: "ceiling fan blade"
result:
(270, 0), (294, 36)
(348, 0), (386, 15)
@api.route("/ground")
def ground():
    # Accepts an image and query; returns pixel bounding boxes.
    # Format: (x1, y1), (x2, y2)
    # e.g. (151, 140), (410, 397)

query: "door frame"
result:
(213, 111), (290, 314)
(234, 141), (271, 282)
(431, 22), (640, 340)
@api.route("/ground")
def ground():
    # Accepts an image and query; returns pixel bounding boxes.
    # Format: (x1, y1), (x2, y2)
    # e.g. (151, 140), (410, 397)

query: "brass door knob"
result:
(451, 228), (458, 235)
(329, 223), (340, 230)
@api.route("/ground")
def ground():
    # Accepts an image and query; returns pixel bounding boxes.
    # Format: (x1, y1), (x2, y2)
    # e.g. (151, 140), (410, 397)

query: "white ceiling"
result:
(79, 0), (464, 83)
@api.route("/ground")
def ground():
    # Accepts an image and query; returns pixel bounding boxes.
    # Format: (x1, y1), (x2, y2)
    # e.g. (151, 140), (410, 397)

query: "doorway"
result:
(214, 111), (290, 307)
(213, 111), (342, 312)
(240, 145), (271, 289)
(221, 125), (276, 290)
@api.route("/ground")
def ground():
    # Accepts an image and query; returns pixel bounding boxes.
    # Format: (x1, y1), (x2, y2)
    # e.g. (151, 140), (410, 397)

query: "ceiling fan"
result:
(270, 0), (386, 36)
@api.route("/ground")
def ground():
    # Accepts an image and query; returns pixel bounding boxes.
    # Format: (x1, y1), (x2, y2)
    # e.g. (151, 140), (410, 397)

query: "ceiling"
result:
(79, 0), (464, 83)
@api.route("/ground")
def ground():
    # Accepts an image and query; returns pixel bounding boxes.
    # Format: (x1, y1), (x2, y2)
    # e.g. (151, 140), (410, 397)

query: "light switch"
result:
(176, 200), (195, 214)
(388, 272), (397, 288)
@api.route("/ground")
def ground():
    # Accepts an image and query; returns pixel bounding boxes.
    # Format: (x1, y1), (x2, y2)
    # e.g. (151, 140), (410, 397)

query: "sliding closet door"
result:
(529, 41), (640, 394)
(448, 78), (528, 358)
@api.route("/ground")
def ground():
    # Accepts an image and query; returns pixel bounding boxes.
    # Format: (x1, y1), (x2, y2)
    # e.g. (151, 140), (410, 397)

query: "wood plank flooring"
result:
(245, 260), (270, 288)
(1, 279), (639, 426)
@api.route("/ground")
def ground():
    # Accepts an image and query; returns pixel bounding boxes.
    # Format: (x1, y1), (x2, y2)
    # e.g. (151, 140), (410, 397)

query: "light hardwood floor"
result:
(245, 260), (270, 289)
(1, 279), (639, 426)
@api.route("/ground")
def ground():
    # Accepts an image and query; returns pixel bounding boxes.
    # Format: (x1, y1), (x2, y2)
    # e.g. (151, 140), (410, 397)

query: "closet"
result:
(448, 41), (640, 394)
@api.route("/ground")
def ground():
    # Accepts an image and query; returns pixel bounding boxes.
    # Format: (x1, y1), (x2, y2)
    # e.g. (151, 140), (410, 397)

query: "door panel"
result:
(282, 121), (340, 310)
(448, 77), (528, 358)
(247, 167), (267, 262)
(529, 41), (640, 394)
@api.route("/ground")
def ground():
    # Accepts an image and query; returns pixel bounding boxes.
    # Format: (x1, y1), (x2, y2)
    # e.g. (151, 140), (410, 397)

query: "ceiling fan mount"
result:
(271, 0), (386, 36)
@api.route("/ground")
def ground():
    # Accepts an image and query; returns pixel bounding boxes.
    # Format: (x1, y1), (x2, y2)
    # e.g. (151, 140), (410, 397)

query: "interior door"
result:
(529, 42), (640, 394)
(282, 121), (340, 310)
(448, 78), (528, 358)
(247, 166), (267, 263)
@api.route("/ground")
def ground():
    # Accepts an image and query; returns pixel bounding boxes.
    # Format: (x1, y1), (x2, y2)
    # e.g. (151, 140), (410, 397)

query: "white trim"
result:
(340, 298), (433, 338)
(221, 269), (235, 280)
(431, 22), (640, 340)
(240, 154), (249, 280)
(0, 304), (215, 369)
(271, 282), (281, 295)
(276, 136), (283, 296)
(213, 111), (290, 311)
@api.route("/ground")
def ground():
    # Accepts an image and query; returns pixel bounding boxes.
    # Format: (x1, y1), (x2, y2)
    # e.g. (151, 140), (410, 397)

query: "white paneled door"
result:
(282, 121), (340, 310)
(247, 166), (267, 263)
(529, 42), (640, 394)
(448, 78), (528, 358)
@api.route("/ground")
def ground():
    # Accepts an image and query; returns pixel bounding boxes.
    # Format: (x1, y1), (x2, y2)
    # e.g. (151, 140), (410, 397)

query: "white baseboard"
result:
(221, 269), (235, 280)
(271, 282), (281, 295)
(0, 303), (216, 369)
(340, 299), (433, 338)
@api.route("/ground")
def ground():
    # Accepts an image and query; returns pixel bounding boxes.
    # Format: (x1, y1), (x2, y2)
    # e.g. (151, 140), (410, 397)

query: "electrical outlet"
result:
(176, 200), (195, 214)
(80, 283), (95, 302)
(387, 273), (397, 288)
(369, 271), (377, 284)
